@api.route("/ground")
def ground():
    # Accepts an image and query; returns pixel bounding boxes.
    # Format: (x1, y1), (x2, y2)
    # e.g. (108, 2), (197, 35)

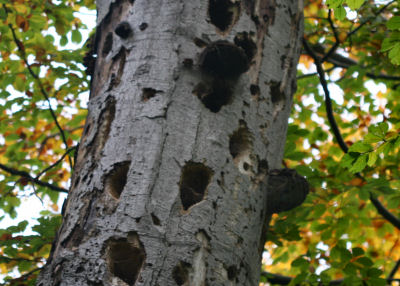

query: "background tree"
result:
(0, 0), (399, 285)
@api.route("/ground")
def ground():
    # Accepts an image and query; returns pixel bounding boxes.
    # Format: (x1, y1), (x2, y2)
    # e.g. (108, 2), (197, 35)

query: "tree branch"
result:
(310, 43), (400, 81)
(0, 163), (68, 193)
(321, 9), (340, 63)
(302, 39), (348, 152)
(388, 259), (400, 281)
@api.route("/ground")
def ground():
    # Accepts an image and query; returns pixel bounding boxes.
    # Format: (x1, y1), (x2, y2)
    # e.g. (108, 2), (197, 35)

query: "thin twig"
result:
(388, 259), (400, 282)
(297, 67), (336, 80)
(322, 9), (340, 63)
(36, 146), (76, 180)
(310, 44), (400, 81)
(0, 163), (68, 193)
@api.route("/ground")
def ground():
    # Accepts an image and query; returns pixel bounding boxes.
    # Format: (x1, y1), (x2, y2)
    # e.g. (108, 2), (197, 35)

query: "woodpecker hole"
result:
(106, 233), (145, 286)
(94, 97), (116, 156)
(182, 58), (193, 68)
(229, 124), (252, 159)
(139, 22), (148, 31)
(227, 265), (238, 280)
(102, 32), (113, 56)
(229, 123), (254, 174)
(115, 21), (132, 39)
(208, 0), (241, 33)
(199, 41), (249, 78)
(107, 47), (127, 91)
(193, 79), (233, 113)
(151, 213), (161, 226)
(75, 266), (84, 273)
(104, 161), (130, 199)
(258, 159), (269, 175)
(234, 32), (257, 61)
(250, 84), (260, 96)
(142, 88), (160, 102)
(270, 81), (285, 103)
(179, 162), (213, 211)
(172, 261), (191, 285)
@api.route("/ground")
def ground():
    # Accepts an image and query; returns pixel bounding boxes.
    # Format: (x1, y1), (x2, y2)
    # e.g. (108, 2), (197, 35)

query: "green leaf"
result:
(348, 142), (372, 153)
(291, 257), (309, 269)
(356, 256), (373, 267)
(387, 16), (400, 30)
(341, 153), (357, 168)
(367, 267), (383, 278)
(71, 29), (82, 43)
(389, 43), (400, 65)
(343, 262), (357, 275)
(60, 35), (68, 46)
(326, 0), (344, 8)
(352, 247), (364, 257)
(349, 153), (368, 173)
(367, 152), (378, 167)
(334, 6), (346, 20)
(346, 0), (364, 10)
(364, 133), (382, 144)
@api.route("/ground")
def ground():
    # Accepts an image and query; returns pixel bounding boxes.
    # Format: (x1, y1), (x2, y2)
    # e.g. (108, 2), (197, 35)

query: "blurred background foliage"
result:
(0, 0), (399, 285)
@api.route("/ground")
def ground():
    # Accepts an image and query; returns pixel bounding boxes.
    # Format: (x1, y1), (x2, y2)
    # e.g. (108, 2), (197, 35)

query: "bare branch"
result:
(0, 163), (68, 193)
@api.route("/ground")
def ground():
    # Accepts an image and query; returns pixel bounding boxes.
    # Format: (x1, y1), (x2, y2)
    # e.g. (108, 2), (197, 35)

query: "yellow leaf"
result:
(13, 3), (28, 14)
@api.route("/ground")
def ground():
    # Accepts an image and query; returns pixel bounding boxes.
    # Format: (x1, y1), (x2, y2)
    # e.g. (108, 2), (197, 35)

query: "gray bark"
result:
(37, 0), (303, 285)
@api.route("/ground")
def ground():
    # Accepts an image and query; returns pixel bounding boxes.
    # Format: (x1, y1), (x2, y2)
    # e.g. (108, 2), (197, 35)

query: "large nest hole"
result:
(199, 40), (249, 78)
(179, 162), (213, 211)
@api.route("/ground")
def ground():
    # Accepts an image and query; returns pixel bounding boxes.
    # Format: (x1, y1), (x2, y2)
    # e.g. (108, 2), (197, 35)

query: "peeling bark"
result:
(37, 0), (303, 285)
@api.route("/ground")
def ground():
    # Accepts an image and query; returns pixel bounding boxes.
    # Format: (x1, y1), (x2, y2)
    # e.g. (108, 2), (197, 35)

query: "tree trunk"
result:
(37, 0), (303, 285)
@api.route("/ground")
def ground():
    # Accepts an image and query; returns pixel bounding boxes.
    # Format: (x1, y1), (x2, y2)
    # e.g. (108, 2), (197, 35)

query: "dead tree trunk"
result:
(37, 0), (303, 285)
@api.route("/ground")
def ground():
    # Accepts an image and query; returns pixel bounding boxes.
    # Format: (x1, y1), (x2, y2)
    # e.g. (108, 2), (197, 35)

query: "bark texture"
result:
(37, 0), (303, 285)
